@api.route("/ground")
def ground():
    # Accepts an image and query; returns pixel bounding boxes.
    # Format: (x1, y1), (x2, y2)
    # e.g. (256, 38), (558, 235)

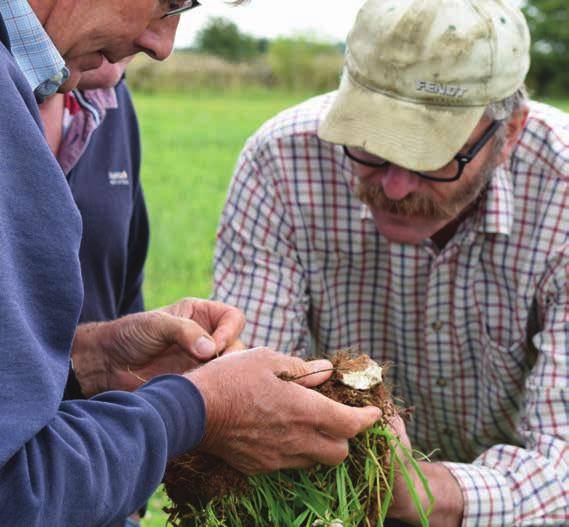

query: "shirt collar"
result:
(0, 0), (69, 102)
(475, 164), (515, 236)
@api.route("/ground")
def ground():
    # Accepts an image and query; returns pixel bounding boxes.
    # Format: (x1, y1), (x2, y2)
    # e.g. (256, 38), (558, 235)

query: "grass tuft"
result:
(170, 425), (434, 527)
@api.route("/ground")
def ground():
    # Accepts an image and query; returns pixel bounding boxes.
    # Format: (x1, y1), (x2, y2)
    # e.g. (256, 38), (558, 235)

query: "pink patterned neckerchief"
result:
(59, 88), (118, 175)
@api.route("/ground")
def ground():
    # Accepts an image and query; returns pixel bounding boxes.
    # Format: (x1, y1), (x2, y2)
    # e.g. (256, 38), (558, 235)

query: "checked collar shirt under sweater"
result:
(0, 0), (68, 101)
(213, 93), (569, 526)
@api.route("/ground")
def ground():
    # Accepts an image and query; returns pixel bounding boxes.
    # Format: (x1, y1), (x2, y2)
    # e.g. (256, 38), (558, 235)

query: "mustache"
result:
(355, 180), (458, 220)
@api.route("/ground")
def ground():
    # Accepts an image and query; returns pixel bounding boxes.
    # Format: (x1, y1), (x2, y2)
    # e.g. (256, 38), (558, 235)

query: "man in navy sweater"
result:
(0, 1), (381, 525)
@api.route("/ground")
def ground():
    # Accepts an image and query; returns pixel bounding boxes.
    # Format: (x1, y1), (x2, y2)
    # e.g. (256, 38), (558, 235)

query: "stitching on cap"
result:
(345, 52), (491, 109)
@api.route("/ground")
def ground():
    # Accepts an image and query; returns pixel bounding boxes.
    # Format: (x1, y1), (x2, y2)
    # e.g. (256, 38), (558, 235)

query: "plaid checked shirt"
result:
(0, 0), (68, 101)
(214, 93), (569, 526)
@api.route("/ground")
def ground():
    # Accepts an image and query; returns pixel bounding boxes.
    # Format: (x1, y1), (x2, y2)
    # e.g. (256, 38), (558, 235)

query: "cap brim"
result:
(318, 74), (486, 172)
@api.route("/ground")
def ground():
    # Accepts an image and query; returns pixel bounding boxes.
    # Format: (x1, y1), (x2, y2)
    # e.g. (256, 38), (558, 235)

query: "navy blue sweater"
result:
(68, 83), (149, 323)
(0, 18), (206, 527)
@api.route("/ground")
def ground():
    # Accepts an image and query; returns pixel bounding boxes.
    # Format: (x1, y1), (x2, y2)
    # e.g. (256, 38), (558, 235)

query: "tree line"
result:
(193, 3), (569, 97)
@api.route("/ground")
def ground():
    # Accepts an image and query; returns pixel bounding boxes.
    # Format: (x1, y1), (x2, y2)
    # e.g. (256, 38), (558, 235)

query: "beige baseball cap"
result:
(318, 0), (531, 172)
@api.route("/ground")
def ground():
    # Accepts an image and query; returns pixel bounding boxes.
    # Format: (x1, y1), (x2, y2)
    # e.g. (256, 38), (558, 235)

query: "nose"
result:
(378, 164), (421, 200)
(134, 16), (179, 61)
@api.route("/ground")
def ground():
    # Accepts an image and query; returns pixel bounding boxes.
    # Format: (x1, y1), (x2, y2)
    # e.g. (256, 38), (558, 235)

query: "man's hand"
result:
(187, 348), (381, 474)
(387, 415), (464, 527)
(72, 298), (245, 397)
(158, 298), (245, 353)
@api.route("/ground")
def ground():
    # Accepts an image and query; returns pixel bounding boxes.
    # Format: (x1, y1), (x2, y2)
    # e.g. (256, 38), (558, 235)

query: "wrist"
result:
(390, 461), (464, 527)
(71, 322), (112, 397)
(388, 461), (426, 524)
(62, 359), (86, 400)
(186, 363), (230, 455)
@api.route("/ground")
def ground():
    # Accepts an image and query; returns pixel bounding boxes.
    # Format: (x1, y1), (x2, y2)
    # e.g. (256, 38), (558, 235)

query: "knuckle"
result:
(282, 356), (309, 377)
(145, 310), (165, 325)
(257, 451), (281, 473)
(334, 442), (350, 464)
(253, 346), (278, 360)
(338, 442), (350, 461)
(179, 298), (193, 309)
(342, 416), (362, 438)
(251, 346), (271, 353)
(290, 457), (312, 470)
(170, 298), (195, 316)
(325, 442), (349, 466)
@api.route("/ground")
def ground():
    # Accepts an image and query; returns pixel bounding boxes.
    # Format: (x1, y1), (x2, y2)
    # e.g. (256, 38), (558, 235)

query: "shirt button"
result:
(436, 377), (448, 388)
(431, 320), (444, 332)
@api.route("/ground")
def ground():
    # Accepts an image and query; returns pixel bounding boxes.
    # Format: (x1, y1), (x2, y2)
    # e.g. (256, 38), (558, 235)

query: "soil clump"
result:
(163, 351), (399, 526)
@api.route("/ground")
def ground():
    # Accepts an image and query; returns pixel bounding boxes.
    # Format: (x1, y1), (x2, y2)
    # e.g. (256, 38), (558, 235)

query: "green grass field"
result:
(134, 91), (568, 526)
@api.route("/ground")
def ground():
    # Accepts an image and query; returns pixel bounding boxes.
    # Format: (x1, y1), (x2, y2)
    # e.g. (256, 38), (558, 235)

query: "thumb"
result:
(278, 358), (334, 388)
(158, 313), (217, 361)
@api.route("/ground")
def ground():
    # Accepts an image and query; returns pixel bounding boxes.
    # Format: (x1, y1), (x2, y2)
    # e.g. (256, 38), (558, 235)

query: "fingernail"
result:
(310, 359), (333, 371)
(193, 336), (216, 358)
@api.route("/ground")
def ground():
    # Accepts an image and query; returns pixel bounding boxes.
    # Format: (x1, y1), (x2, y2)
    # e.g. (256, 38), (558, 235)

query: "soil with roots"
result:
(163, 351), (399, 526)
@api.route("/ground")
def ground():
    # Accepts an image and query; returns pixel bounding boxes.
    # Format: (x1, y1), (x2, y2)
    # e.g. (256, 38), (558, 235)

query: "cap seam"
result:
(468, 0), (496, 101)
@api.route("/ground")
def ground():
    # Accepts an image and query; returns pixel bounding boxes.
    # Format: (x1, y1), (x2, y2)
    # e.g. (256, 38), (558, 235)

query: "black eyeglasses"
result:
(161, 0), (201, 19)
(343, 120), (504, 183)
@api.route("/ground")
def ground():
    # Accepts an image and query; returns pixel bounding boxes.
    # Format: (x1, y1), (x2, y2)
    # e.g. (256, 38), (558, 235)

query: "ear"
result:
(496, 105), (529, 164)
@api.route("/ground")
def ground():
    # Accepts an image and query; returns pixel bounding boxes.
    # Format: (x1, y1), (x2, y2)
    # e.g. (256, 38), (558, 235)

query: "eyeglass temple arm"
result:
(458, 120), (504, 162)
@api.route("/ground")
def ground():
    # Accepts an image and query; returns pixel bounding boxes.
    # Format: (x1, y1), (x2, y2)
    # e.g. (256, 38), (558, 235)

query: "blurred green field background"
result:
(135, 91), (568, 526)
(136, 89), (310, 309)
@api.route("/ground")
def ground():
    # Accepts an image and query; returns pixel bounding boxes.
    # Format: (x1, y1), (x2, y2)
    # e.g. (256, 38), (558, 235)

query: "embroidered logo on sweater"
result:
(108, 171), (129, 186)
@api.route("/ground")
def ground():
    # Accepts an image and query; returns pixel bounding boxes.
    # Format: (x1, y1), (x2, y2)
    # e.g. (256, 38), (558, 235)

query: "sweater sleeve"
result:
(1, 377), (205, 526)
(0, 47), (205, 526)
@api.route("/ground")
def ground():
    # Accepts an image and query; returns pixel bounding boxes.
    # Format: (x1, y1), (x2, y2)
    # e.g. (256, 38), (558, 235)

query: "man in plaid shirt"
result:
(214, 0), (569, 525)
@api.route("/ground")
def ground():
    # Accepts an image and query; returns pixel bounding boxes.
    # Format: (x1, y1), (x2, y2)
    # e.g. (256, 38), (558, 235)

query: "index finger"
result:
(296, 386), (381, 439)
(210, 305), (246, 351)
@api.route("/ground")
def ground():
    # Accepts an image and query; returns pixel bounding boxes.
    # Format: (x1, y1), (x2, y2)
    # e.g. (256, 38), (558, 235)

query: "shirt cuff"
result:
(136, 374), (206, 459)
(442, 462), (515, 527)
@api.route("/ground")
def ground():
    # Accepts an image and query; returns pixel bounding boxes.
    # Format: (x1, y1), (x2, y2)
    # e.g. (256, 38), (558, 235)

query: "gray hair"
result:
(482, 85), (528, 150)
(484, 85), (529, 121)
